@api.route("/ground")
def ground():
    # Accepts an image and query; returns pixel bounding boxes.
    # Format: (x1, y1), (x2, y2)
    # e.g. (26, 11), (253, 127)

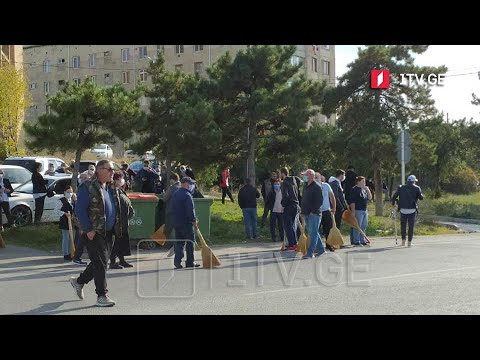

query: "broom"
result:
(151, 224), (167, 246)
(195, 226), (221, 268)
(326, 215), (344, 248)
(296, 217), (309, 255)
(67, 213), (76, 258)
(342, 209), (371, 244)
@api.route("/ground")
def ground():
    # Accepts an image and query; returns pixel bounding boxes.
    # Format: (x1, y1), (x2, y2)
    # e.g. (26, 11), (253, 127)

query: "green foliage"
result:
(441, 164), (478, 195)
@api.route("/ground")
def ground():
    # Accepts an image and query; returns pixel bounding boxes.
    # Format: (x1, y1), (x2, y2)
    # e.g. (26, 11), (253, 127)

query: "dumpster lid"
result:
(127, 193), (159, 201)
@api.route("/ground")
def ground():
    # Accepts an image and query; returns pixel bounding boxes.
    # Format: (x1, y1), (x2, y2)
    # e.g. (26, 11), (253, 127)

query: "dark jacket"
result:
(261, 178), (275, 199)
(281, 176), (299, 210)
(265, 188), (281, 211)
(0, 178), (14, 198)
(58, 197), (78, 230)
(238, 184), (260, 209)
(343, 169), (357, 204)
(164, 182), (181, 214)
(171, 187), (196, 227)
(300, 181), (323, 215)
(136, 168), (157, 193)
(116, 188), (135, 237)
(391, 183), (424, 211)
(329, 178), (347, 212)
(32, 172), (47, 194)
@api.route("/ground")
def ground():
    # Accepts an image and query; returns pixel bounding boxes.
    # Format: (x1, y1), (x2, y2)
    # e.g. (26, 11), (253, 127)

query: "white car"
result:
(3, 156), (67, 176)
(3, 175), (73, 227)
(0, 165), (32, 189)
(90, 144), (113, 158)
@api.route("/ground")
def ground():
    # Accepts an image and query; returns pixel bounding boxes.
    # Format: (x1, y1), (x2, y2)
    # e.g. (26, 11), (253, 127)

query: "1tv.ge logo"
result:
(370, 69), (445, 89)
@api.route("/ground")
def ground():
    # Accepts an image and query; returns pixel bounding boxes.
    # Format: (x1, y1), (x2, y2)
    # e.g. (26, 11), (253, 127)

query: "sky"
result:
(335, 45), (480, 122)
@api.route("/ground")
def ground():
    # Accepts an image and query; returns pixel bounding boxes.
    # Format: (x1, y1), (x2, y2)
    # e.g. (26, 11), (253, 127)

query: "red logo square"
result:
(371, 70), (390, 89)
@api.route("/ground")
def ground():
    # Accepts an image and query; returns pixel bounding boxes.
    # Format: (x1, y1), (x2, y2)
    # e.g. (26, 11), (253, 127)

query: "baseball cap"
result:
(181, 176), (196, 184)
(407, 175), (418, 182)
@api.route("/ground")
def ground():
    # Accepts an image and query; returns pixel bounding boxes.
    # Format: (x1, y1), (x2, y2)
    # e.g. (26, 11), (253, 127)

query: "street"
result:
(2, 234), (480, 314)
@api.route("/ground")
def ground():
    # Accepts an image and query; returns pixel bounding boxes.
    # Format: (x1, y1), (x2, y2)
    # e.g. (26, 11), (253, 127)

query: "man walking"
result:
(301, 169), (324, 259)
(220, 166), (235, 204)
(170, 177), (200, 269)
(261, 171), (278, 226)
(280, 167), (300, 250)
(315, 172), (336, 252)
(70, 160), (120, 307)
(391, 175), (424, 247)
(238, 178), (261, 241)
(32, 162), (47, 225)
(328, 169), (347, 229)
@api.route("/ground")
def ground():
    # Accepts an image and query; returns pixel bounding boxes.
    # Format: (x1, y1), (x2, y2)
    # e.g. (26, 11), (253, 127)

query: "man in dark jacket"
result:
(261, 170), (278, 227)
(280, 167), (300, 250)
(135, 160), (157, 193)
(32, 162), (48, 225)
(238, 178), (261, 241)
(0, 169), (15, 231)
(343, 165), (357, 205)
(170, 177), (199, 269)
(328, 169), (347, 229)
(301, 169), (324, 258)
(391, 174), (424, 247)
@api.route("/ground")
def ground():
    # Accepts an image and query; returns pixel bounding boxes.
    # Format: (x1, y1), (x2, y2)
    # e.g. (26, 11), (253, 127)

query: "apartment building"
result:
(1, 45), (23, 69)
(23, 45), (335, 154)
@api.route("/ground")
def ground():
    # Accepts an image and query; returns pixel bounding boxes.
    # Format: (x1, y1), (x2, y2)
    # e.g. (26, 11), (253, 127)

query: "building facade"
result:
(23, 45), (335, 154)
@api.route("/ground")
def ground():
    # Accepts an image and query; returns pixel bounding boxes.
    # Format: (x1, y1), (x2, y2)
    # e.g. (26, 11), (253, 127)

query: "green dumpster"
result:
(127, 193), (159, 240)
(155, 194), (213, 240)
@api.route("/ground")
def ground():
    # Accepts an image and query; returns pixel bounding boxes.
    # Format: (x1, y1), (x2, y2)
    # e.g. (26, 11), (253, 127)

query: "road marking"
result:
(245, 265), (480, 296)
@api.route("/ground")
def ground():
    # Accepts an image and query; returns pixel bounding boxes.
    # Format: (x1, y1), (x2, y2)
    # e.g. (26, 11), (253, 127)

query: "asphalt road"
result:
(2, 234), (480, 314)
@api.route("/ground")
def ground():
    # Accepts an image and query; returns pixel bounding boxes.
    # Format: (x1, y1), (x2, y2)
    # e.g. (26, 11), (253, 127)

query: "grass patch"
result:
(422, 192), (480, 220)
(3, 224), (61, 252)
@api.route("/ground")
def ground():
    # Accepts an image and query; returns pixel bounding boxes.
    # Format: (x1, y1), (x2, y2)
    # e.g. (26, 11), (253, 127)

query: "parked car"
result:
(124, 149), (155, 161)
(3, 156), (66, 175)
(0, 165), (32, 189)
(90, 144), (113, 158)
(3, 175), (73, 227)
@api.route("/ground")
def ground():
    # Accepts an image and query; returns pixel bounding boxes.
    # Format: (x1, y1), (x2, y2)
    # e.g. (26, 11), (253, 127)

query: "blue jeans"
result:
(174, 224), (195, 267)
(353, 210), (368, 244)
(304, 214), (324, 257)
(283, 206), (299, 247)
(269, 212), (284, 242)
(61, 229), (71, 256)
(242, 208), (258, 239)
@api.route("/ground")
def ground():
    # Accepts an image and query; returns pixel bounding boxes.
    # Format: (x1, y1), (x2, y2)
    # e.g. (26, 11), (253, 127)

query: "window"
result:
(139, 70), (147, 82)
(46, 105), (51, 114)
(322, 60), (330, 75)
(122, 71), (130, 84)
(73, 78), (81, 86)
(52, 179), (72, 195)
(157, 45), (164, 54)
(58, 80), (65, 87)
(43, 60), (51, 73)
(29, 83), (37, 90)
(175, 45), (184, 54)
(72, 56), (80, 68)
(312, 57), (318, 72)
(175, 64), (183, 71)
(104, 51), (111, 57)
(89, 53), (96, 67)
(58, 58), (66, 64)
(139, 46), (147, 59)
(194, 45), (204, 52)
(44, 81), (50, 94)
(194, 62), (204, 75)
(90, 75), (96, 85)
(122, 48), (129, 62)
(291, 56), (303, 66)
(104, 73), (112, 84)
(323, 45), (330, 50)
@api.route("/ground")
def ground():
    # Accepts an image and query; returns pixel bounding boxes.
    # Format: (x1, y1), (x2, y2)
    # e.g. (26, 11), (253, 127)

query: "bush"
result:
(441, 165), (478, 195)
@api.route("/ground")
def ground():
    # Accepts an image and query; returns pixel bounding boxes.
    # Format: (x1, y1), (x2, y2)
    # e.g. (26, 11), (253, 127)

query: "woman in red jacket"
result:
(220, 166), (235, 204)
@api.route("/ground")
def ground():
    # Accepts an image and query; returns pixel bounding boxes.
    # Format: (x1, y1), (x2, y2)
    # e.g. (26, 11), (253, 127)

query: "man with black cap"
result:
(391, 175), (424, 247)
(170, 176), (200, 269)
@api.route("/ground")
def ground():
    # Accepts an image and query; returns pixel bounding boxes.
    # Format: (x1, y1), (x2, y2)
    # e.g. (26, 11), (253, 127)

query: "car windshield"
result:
(14, 178), (56, 194)
(79, 162), (96, 174)
(93, 145), (106, 150)
(2, 168), (32, 186)
(3, 159), (37, 173)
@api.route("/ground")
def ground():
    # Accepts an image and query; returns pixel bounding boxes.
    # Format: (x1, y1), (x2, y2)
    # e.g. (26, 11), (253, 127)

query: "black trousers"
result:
(174, 224), (195, 267)
(34, 196), (46, 224)
(334, 209), (343, 229)
(0, 201), (13, 226)
(73, 228), (85, 260)
(320, 210), (333, 240)
(221, 186), (234, 203)
(77, 231), (114, 297)
(401, 212), (416, 242)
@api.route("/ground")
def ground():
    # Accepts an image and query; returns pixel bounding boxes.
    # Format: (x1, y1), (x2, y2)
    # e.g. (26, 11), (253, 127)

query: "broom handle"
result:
(67, 213), (76, 258)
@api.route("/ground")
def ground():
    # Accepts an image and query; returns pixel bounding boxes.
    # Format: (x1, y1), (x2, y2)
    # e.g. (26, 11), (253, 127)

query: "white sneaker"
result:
(401, 240), (406, 246)
(96, 295), (116, 307)
(408, 241), (412, 247)
(70, 277), (85, 300)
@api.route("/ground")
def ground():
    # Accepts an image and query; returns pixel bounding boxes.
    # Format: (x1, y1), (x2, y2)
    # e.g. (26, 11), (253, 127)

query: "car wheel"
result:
(11, 205), (33, 227)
